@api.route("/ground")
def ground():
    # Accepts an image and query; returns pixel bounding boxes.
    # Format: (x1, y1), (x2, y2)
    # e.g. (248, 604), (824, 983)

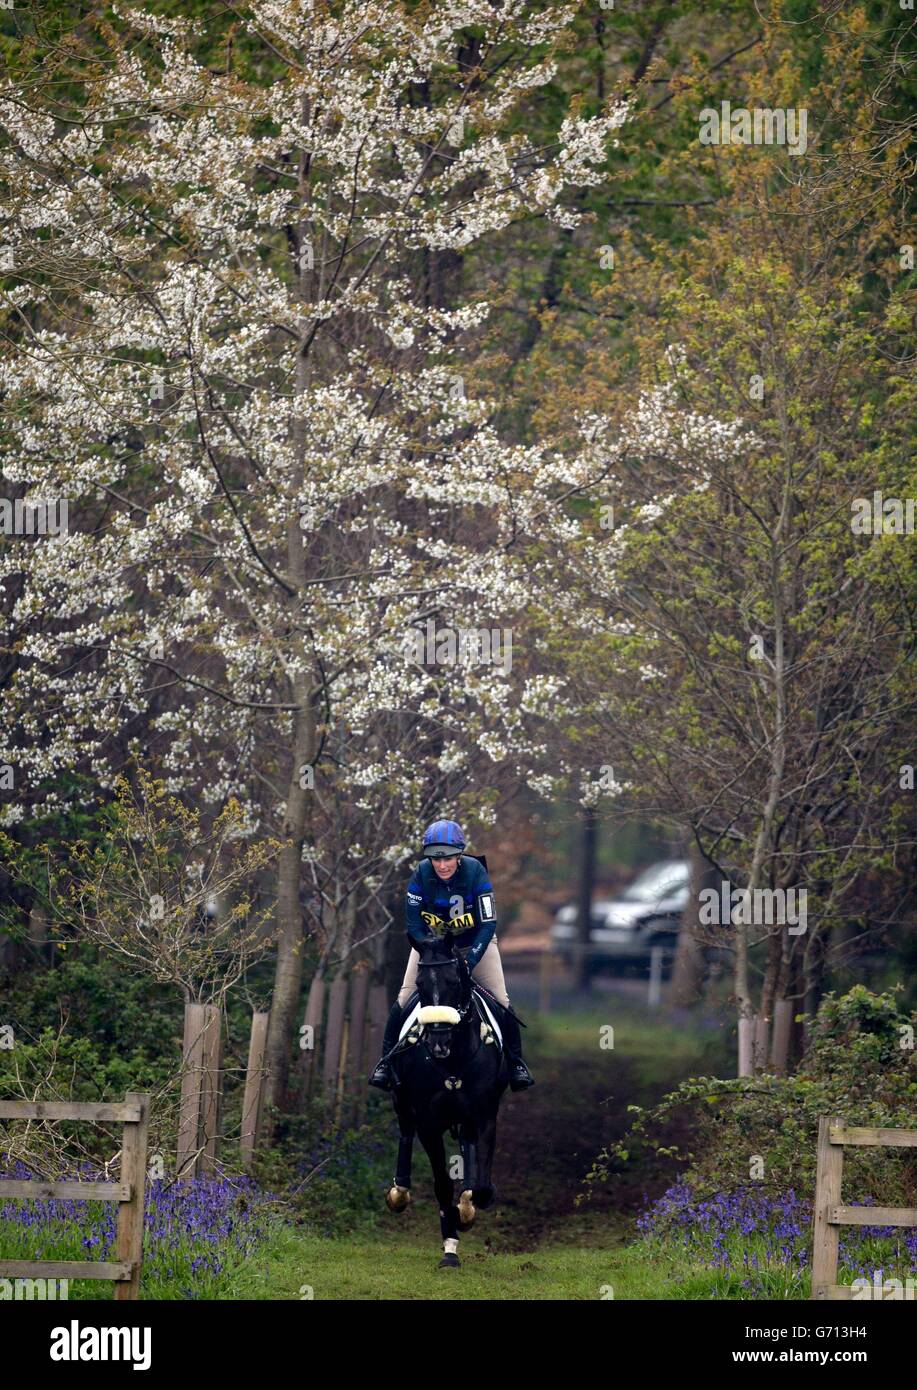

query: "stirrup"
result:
(369, 1061), (395, 1091)
(508, 1062), (535, 1091)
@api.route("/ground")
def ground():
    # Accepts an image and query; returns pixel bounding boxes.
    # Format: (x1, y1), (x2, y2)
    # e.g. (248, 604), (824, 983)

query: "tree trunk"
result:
(771, 998), (793, 1075)
(670, 841), (710, 1007)
(788, 940), (806, 1070)
(573, 806), (597, 991)
(770, 922), (794, 1074)
(802, 924), (827, 1054)
(755, 924), (783, 1071)
(737, 542), (788, 1073)
(753, 1013), (770, 1072)
(261, 113), (319, 1133)
(262, 685), (316, 1125)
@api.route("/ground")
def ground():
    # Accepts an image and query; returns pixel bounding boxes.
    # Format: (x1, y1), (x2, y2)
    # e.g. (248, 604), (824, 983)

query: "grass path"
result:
(235, 1005), (732, 1299)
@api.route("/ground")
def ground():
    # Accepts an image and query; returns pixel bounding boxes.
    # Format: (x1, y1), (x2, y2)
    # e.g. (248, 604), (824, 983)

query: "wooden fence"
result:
(177, 1003), (222, 1179)
(0, 1091), (150, 1300)
(239, 971), (387, 1164)
(299, 969), (386, 1123)
(811, 1116), (917, 1299)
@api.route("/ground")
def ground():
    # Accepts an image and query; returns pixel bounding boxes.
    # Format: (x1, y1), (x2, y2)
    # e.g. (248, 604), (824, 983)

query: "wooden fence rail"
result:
(812, 1116), (917, 1300)
(0, 1091), (150, 1300)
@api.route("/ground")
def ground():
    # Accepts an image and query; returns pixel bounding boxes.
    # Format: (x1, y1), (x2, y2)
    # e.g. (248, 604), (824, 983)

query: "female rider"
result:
(369, 819), (535, 1092)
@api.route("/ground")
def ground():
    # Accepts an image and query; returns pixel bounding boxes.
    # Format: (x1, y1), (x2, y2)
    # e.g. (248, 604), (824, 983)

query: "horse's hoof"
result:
(458, 1189), (476, 1230)
(438, 1253), (460, 1269)
(473, 1186), (496, 1210)
(386, 1185), (412, 1213)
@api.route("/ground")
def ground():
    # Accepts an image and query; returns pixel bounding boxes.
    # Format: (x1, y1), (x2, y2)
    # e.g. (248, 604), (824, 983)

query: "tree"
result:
(518, 9), (915, 1072)
(0, 0), (628, 1116)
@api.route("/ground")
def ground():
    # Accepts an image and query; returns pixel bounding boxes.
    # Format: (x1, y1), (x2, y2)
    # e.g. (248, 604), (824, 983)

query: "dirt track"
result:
(452, 975), (711, 1254)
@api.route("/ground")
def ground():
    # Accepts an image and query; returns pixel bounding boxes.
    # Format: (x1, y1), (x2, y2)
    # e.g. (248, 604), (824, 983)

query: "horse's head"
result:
(415, 934), (471, 1059)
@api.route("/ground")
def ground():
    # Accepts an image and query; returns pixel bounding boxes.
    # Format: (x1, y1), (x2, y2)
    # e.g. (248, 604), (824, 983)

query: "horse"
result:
(382, 933), (511, 1268)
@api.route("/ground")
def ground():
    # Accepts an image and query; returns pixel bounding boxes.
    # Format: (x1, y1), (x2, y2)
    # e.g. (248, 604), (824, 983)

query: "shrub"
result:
(585, 986), (916, 1207)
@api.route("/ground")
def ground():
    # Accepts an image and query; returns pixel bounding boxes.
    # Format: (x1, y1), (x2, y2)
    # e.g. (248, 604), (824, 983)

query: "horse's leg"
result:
(472, 1109), (499, 1210)
(386, 1095), (415, 1214)
(457, 1120), (480, 1230)
(418, 1126), (461, 1268)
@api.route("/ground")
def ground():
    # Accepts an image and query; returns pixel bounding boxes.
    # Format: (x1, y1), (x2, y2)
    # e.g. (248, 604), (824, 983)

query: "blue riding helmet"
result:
(422, 819), (466, 859)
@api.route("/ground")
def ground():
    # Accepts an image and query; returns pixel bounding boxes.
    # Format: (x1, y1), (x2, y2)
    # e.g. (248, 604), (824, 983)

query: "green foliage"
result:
(0, 953), (181, 1061)
(585, 988), (917, 1206)
(0, 953), (182, 1160)
(248, 1097), (396, 1237)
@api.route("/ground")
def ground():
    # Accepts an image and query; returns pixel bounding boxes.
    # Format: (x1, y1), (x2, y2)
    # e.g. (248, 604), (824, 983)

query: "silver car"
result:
(551, 859), (690, 971)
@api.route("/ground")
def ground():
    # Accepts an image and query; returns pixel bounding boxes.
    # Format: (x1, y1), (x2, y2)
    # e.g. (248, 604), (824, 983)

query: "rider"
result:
(369, 819), (535, 1092)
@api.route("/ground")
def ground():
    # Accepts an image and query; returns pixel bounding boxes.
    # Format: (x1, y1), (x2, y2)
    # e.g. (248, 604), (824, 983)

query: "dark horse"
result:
(383, 934), (511, 1267)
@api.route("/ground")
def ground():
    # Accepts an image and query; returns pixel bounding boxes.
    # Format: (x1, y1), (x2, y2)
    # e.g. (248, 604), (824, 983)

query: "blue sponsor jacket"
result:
(405, 855), (498, 969)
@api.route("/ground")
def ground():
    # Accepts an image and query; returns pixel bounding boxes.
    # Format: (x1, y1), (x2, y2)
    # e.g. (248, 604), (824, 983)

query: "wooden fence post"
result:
(334, 1015), (350, 1128)
(647, 945), (665, 1007)
(177, 1002), (206, 1179)
(115, 1091), (149, 1301)
(771, 998), (793, 1075)
(367, 984), (387, 1077)
(323, 976), (348, 1103)
(346, 968), (370, 1124)
(737, 1015), (754, 1077)
(753, 1014), (770, 1072)
(200, 1004), (222, 1176)
(241, 1009), (270, 1171)
(298, 974), (325, 1104)
(811, 1115), (843, 1299)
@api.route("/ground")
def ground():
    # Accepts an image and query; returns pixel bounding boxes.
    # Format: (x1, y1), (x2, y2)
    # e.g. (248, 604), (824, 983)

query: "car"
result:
(550, 859), (690, 973)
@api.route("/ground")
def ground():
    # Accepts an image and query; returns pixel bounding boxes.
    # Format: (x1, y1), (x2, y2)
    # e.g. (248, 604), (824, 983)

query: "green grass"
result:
(1, 998), (737, 1299)
(526, 1001), (730, 1076)
(230, 1213), (734, 1301)
(222, 1000), (736, 1300)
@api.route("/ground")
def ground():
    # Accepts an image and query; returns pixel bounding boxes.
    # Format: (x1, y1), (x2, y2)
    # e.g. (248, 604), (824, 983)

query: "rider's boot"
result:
(368, 1001), (404, 1090)
(499, 1005), (535, 1091)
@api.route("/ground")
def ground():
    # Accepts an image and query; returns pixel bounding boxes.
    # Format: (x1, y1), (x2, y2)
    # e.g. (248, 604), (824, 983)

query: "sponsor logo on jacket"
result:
(421, 910), (475, 936)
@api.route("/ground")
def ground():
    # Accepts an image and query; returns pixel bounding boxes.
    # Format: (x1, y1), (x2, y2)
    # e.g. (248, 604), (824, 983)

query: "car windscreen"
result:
(619, 862), (688, 904)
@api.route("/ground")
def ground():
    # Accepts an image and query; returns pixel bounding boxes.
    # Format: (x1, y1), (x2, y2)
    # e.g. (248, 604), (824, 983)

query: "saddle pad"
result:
(397, 990), (503, 1047)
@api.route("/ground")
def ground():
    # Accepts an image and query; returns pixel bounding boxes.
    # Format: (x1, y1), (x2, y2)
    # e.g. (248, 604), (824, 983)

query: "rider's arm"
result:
(405, 868), (430, 948)
(464, 861), (498, 970)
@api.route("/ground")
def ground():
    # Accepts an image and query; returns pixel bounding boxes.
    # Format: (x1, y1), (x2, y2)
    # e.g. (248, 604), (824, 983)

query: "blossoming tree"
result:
(0, 0), (627, 1111)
